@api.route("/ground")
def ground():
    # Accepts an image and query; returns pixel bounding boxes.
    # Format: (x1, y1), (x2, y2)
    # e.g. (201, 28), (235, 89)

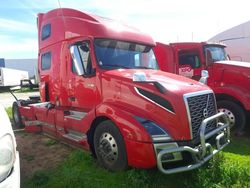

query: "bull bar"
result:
(156, 112), (230, 174)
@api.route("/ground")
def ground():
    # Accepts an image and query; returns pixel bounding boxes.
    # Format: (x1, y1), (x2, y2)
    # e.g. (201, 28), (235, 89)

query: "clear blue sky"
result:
(0, 0), (249, 59)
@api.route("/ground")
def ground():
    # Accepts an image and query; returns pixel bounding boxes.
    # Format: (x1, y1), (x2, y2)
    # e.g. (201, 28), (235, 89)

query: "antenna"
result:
(57, 0), (66, 65)
(57, 0), (66, 27)
(57, 0), (62, 7)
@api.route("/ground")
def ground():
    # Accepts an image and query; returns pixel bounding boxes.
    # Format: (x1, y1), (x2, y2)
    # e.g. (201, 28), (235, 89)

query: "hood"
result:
(212, 60), (250, 92)
(215, 60), (250, 68)
(103, 68), (210, 95)
(213, 60), (250, 82)
(101, 69), (214, 141)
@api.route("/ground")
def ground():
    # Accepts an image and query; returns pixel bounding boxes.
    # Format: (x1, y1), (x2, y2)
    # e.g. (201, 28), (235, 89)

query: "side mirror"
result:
(80, 43), (89, 52)
(133, 72), (167, 94)
(70, 45), (85, 76)
(199, 70), (209, 85)
(133, 72), (147, 82)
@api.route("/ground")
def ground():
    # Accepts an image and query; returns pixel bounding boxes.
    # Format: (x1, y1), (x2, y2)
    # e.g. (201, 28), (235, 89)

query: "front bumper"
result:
(155, 112), (230, 174)
(0, 152), (20, 188)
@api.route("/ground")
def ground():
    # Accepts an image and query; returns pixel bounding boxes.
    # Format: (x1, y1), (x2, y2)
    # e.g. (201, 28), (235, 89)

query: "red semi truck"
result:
(12, 9), (230, 174)
(154, 42), (250, 135)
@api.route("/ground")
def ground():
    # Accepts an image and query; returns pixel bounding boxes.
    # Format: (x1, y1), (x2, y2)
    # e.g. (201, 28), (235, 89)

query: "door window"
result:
(71, 41), (93, 75)
(179, 52), (201, 68)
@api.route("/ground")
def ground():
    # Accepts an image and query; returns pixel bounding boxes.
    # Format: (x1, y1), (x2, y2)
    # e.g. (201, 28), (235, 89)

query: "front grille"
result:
(185, 92), (217, 138)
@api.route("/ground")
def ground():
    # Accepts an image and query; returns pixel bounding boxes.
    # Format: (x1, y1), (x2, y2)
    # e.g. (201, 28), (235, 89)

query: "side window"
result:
(41, 52), (51, 70)
(71, 41), (93, 75)
(41, 24), (51, 41)
(78, 43), (91, 72)
(179, 52), (201, 68)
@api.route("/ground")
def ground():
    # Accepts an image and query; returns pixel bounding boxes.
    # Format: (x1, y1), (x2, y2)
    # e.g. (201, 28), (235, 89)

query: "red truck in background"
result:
(12, 9), (230, 174)
(154, 42), (250, 135)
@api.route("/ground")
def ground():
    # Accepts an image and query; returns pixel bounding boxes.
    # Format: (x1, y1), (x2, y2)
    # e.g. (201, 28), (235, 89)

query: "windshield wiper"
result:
(102, 64), (131, 69)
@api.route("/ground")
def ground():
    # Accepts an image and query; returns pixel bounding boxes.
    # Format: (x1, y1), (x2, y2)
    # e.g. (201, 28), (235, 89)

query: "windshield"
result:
(94, 39), (159, 70)
(203, 45), (228, 62)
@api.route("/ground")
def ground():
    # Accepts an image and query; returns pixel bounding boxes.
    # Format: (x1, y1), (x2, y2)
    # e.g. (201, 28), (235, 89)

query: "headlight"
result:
(0, 134), (15, 182)
(135, 117), (172, 142)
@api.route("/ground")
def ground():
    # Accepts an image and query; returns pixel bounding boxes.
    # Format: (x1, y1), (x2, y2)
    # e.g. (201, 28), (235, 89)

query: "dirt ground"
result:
(14, 131), (73, 181)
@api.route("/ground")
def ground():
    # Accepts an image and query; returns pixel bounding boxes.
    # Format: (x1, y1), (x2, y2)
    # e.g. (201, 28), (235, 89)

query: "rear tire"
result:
(217, 100), (246, 136)
(94, 120), (128, 171)
(12, 101), (24, 128)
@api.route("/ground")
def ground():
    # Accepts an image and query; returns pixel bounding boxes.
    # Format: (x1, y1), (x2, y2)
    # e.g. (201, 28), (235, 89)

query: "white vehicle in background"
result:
(0, 105), (20, 188)
(0, 68), (29, 87)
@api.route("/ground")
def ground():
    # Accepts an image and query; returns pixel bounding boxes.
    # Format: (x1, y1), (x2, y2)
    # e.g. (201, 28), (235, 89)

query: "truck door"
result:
(69, 40), (97, 110)
(177, 50), (203, 81)
(66, 40), (97, 132)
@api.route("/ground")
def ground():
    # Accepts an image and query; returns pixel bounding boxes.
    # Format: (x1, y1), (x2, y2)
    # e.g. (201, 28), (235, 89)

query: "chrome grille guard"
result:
(156, 112), (230, 174)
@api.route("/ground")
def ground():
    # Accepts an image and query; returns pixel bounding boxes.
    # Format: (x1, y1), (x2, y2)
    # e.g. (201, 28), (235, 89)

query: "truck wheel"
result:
(12, 102), (24, 129)
(217, 100), (246, 135)
(94, 120), (128, 171)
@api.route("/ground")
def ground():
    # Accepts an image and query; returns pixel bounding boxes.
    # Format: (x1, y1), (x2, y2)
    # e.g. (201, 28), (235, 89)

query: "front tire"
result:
(217, 100), (246, 135)
(94, 120), (128, 171)
(12, 101), (24, 128)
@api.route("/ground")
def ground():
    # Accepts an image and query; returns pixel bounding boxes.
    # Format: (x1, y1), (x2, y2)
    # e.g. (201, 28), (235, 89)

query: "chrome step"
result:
(63, 131), (87, 142)
(64, 110), (86, 120)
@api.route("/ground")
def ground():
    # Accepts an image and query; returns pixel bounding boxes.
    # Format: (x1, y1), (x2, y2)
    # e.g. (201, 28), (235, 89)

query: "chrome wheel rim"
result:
(97, 132), (118, 164)
(218, 108), (235, 128)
